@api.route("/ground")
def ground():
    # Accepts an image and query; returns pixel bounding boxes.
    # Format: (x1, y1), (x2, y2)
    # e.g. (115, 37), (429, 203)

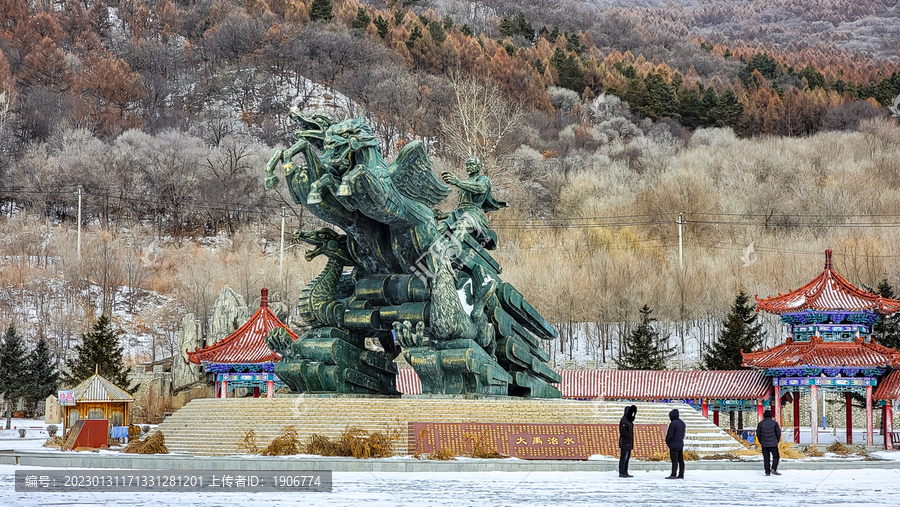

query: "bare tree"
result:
(438, 71), (524, 171)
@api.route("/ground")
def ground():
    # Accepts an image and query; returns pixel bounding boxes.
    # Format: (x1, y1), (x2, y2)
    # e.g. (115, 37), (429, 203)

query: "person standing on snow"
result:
(618, 405), (637, 477)
(756, 409), (782, 476)
(665, 408), (686, 479)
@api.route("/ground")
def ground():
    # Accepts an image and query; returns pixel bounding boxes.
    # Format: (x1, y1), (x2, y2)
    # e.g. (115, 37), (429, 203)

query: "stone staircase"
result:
(154, 396), (745, 456)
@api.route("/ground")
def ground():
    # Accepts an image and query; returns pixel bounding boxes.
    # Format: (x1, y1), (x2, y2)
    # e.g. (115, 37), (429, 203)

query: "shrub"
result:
(303, 425), (399, 459)
(464, 431), (506, 459)
(780, 441), (807, 459)
(237, 428), (260, 454)
(123, 431), (168, 454)
(262, 426), (301, 456)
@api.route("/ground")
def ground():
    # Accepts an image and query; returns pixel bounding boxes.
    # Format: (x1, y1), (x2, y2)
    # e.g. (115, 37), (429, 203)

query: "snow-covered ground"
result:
(2, 465), (899, 506)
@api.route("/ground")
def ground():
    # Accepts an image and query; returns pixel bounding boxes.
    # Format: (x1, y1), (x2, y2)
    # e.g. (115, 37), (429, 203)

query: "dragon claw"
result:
(307, 192), (322, 204)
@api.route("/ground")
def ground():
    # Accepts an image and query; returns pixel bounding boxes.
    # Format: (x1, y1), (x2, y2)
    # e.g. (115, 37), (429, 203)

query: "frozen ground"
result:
(1, 465), (899, 506)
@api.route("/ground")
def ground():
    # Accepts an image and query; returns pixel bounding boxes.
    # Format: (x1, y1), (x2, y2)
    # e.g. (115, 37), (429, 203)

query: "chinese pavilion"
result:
(63, 369), (134, 430)
(187, 288), (298, 398)
(743, 250), (900, 447)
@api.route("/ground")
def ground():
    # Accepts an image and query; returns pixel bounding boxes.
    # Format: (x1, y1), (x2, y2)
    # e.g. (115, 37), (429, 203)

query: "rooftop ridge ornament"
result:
(755, 250), (900, 315)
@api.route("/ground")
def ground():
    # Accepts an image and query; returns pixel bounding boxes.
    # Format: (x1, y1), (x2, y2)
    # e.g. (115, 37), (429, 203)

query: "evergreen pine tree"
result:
(309, 0), (333, 23)
(702, 291), (765, 370)
(24, 337), (59, 417)
(406, 24), (423, 49)
(617, 305), (673, 370)
(374, 15), (390, 38)
(352, 7), (370, 30)
(428, 21), (446, 45)
(873, 279), (900, 350)
(61, 315), (136, 393)
(711, 89), (744, 130)
(0, 325), (28, 429)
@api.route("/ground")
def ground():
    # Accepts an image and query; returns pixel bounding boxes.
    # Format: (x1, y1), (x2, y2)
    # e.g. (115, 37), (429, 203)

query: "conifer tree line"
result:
(0, 315), (135, 427)
(0, 325), (58, 428)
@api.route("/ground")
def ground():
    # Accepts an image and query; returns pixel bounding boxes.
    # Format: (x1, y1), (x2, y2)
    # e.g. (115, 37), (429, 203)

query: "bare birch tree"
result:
(438, 71), (524, 172)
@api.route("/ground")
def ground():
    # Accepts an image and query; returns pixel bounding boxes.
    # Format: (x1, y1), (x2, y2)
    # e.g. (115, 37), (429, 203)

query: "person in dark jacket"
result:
(665, 408), (686, 479)
(618, 405), (637, 477)
(756, 409), (782, 476)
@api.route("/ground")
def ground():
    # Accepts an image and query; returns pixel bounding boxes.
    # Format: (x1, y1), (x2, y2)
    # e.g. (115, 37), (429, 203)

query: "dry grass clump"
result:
(262, 426), (302, 456)
(465, 432), (506, 459)
(701, 453), (739, 461)
(643, 450), (699, 461)
(427, 448), (456, 460)
(643, 451), (670, 461)
(302, 426), (399, 459)
(825, 441), (852, 456)
(43, 436), (65, 448)
(805, 444), (824, 457)
(237, 428), (260, 454)
(123, 431), (169, 454)
(779, 441), (806, 459)
(734, 448), (761, 457)
(73, 447), (100, 452)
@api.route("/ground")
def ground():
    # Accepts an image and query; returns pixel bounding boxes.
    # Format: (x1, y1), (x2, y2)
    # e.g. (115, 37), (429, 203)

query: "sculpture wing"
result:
(390, 141), (451, 208)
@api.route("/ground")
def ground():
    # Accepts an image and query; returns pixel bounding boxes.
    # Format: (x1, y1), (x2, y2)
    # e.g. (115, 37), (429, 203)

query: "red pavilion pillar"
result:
(702, 399), (709, 418)
(794, 391), (801, 444)
(810, 384), (818, 446)
(757, 400), (764, 421)
(253, 387), (259, 398)
(713, 408), (719, 427)
(866, 385), (874, 446)
(774, 384), (782, 426)
(845, 392), (853, 445)
(267, 380), (274, 398)
(221, 378), (227, 399)
(885, 402), (894, 451)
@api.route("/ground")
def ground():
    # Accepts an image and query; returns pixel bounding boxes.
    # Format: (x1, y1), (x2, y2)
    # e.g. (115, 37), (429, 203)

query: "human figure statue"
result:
(618, 405), (637, 478)
(756, 409), (782, 476)
(665, 408), (686, 479)
(440, 157), (507, 250)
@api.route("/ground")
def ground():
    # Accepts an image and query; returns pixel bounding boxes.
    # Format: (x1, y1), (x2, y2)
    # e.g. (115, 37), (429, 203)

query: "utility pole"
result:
(676, 212), (684, 269)
(279, 206), (286, 284)
(76, 185), (83, 261)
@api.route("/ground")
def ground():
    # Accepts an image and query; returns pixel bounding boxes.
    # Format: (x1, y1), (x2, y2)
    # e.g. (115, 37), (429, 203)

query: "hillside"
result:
(3, 0), (900, 365)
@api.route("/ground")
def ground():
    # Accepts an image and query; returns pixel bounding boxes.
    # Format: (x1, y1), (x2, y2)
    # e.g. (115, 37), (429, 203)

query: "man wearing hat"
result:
(756, 409), (782, 476)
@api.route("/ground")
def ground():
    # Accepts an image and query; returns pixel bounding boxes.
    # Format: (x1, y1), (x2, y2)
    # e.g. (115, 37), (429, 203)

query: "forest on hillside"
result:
(3, 0), (900, 366)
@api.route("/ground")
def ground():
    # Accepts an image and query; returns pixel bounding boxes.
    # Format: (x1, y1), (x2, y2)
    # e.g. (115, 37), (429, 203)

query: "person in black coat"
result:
(756, 409), (782, 476)
(618, 405), (637, 478)
(665, 408), (686, 479)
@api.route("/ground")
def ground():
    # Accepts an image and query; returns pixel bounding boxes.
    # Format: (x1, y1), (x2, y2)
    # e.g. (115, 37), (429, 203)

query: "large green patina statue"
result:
(263, 109), (561, 397)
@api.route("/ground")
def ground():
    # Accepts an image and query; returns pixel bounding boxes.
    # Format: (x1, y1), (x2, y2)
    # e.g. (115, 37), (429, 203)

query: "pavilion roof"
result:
(742, 339), (900, 370)
(874, 370), (900, 400)
(553, 370), (772, 400)
(72, 371), (134, 403)
(396, 368), (772, 400)
(187, 288), (298, 365)
(756, 250), (900, 315)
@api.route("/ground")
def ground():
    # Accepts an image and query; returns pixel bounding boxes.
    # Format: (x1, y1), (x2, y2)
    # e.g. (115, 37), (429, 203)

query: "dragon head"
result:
(322, 118), (379, 173)
(293, 228), (353, 264)
(288, 110), (333, 151)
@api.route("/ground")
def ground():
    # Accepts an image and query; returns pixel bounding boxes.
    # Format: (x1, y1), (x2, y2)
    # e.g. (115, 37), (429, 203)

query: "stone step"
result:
(154, 398), (747, 456)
